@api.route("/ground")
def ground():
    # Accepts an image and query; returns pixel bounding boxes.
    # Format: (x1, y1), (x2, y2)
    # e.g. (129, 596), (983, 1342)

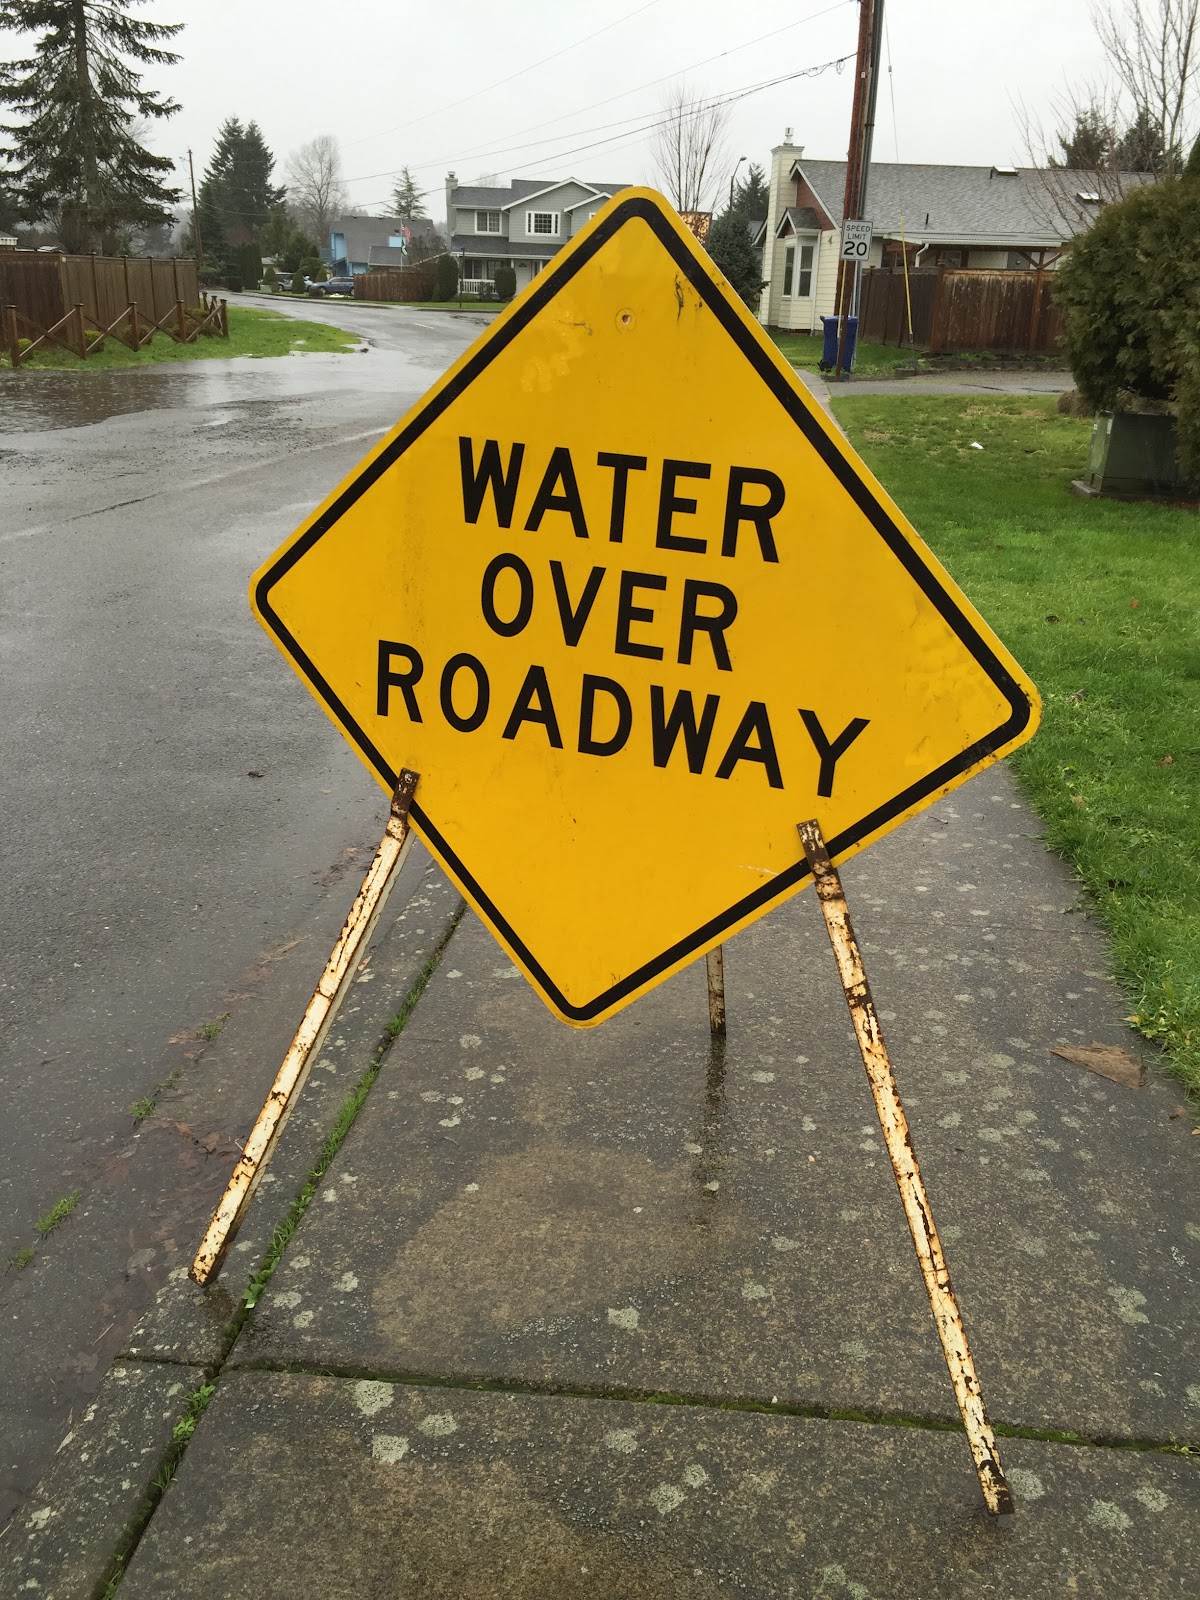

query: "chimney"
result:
(445, 171), (457, 240)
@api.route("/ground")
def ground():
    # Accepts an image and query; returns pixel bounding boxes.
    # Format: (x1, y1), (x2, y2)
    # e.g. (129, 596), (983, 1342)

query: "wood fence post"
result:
(219, 297), (228, 337)
(1026, 268), (1044, 355)
(89, 253), (99, 323)
(176, 299), (187, 343)
(129, 301), (140, 349)
(6, 305), (20, 368)
(928, 266), (946, 355)
(122, 255), (130, 304)
(74, 303), (87, 358)
(172, 257), (180, 303)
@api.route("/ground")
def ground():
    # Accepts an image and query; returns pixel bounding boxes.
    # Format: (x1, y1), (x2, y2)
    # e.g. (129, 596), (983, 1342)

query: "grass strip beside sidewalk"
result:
(833, 394), (1200, 1095)
(2, 305), (361, 370)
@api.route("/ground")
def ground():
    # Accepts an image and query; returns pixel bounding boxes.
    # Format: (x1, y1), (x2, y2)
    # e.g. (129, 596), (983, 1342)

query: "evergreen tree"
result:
(725, 161), (769, 226)
(1117, 107), (1173, 174)
(1051, 106), (1116, 170)
(196, 116), (285, 263)
(391, 165), (426, 217)
(0, 0), (182, 254)
(707, 210), (764, 308)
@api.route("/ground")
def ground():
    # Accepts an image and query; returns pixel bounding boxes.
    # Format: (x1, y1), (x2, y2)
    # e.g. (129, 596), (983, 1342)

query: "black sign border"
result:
(256, 195), (1034, 1023)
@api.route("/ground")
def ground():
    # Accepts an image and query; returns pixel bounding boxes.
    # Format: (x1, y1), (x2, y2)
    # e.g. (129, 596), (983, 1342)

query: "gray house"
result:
(326, 213), (443, 276)
(755, 132), (1151, 331)
(445, 174), (631, 293)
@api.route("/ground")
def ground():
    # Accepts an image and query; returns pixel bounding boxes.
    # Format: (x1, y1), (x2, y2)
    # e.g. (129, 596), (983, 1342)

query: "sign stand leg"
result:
(797, 819), (1014, 1517)
(190, 770), (421, 1285)
(705, 945), (727, 1036)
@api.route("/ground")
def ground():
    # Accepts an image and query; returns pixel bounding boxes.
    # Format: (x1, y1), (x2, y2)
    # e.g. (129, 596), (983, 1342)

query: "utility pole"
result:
(833, 0), (882, 379)
(188, 148), (203, 269)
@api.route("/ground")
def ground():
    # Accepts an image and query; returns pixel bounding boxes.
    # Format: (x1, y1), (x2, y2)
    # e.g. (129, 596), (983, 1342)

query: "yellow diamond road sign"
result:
(251, 189), (1040, 1027)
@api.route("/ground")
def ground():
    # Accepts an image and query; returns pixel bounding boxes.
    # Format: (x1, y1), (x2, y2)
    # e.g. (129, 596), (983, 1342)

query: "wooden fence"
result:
(857, 266), (1064, 355)
(355, 261), (439, 301)
(4, 292), (226, 366)
(0, 250), (200, 326)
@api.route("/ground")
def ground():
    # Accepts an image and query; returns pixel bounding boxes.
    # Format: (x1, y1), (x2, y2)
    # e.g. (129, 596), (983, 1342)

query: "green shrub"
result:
(493, 263), (516, 300)
(1054, 166), (1200, 482)
(84, 328), (104, 346)
(434, 253), (458, 300)
(223, 272), (244, 294)
(290, 266), (307, 293)
(263, 264), (277, 288)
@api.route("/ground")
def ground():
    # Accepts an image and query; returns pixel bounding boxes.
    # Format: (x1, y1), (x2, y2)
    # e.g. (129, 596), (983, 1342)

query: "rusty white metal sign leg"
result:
(190, 770), (420, 1285)
(797, 819), (1014, 1517)
(706, 945), (727, 1037)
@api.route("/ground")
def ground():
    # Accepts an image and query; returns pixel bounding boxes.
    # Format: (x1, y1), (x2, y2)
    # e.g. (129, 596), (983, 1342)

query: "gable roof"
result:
(330, 213), (441, 262)
(451, 177), (631, 211)
(791, 159), (1154, 246)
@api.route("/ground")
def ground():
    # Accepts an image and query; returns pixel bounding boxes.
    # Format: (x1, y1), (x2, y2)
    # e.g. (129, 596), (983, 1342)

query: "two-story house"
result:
(445, 174), (631, 293)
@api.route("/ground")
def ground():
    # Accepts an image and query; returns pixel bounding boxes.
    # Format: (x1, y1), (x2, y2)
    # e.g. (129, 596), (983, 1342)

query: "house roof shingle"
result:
(449, 236), (560, 260)
(451, 178), (630, 210)
(793, 159), (1153, 245)
(330, 213), (441, 263)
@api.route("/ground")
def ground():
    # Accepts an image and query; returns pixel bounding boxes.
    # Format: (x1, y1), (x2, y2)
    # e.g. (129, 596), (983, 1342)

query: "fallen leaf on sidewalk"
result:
(1051, 1042), (1144, 1088)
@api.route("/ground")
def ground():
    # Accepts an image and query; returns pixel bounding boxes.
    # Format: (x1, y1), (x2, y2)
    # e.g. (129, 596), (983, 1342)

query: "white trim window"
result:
(526, 210), (560, 238)
(476, 210), (501, 233)
(783, 241), (815, 297)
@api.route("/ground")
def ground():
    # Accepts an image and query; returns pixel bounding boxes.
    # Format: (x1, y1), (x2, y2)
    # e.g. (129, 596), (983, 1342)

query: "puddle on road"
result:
(0, 352), (425, 438)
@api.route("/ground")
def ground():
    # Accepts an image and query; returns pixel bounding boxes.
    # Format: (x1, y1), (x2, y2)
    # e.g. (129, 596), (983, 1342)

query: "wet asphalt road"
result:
(0, 298), (489, 1522)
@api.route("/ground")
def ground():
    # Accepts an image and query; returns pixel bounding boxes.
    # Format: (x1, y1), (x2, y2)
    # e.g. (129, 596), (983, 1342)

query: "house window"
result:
(527, 211), (560, 237)
(783, 244), (795, 296)
(797, 243), (814, 296)
(476, 211), (501, 233)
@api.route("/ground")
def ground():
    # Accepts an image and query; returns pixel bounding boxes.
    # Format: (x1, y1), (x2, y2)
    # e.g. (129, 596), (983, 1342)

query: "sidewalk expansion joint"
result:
(92, 897), (465, 1597)
(222, 1359), (1200, 1461)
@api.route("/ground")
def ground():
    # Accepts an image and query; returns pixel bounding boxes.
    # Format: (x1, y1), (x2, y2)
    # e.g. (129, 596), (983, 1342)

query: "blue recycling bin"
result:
(819, 314), (858, 372)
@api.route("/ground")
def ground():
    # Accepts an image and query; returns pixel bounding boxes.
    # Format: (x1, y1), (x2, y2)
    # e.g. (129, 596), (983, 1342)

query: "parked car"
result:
(317, 276), (357, 298)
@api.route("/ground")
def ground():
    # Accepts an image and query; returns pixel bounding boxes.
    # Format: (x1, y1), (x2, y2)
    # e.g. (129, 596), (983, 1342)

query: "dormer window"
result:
(476, 210), (501, 233)
(1077, 190), (1102, 204)
(991, 165), (1018, 176)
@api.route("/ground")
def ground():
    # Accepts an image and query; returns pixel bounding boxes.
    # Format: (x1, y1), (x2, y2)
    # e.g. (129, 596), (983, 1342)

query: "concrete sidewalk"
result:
(797, 368), (1072, 402)
(3, 766), (1197, 1597)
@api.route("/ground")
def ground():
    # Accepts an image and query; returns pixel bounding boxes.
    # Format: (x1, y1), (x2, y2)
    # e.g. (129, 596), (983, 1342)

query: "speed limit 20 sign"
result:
(841, 219), (874, 260)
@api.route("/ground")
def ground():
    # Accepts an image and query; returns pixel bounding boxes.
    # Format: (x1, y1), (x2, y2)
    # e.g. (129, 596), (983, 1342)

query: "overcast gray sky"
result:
(6, 0), (1112, 220)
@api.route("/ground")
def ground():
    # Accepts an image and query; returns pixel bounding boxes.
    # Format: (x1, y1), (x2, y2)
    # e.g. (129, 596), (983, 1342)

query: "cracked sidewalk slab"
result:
(0, 1361), (205, 1600)
(120, 855), (463, 1371)
(117, 1372), (1197, 1599)
(230, 767), (1198, 1447)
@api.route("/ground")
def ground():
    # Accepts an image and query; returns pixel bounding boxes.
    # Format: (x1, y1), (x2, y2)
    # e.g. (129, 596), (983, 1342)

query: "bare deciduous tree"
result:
(650, 84), (731, 215)
(285, 134), (347, 245)
(1016, 2), (1198, 237)
(1093, 0), (1199, 175)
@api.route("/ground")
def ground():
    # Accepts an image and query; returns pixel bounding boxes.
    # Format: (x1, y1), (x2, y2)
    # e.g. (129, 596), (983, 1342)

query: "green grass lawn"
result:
(771, 329), (923, 378)
(2, 305), (361, 370)
(832, 394), (1200, 1095)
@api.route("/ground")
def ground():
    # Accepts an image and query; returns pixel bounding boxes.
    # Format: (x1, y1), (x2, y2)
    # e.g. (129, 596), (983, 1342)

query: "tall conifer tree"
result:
(0, 0), (182, 253)
(195, 116), (285, 262)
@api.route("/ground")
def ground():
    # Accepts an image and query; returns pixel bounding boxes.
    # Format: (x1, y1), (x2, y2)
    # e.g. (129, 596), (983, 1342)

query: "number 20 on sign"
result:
(251, 189), (1039, 1027)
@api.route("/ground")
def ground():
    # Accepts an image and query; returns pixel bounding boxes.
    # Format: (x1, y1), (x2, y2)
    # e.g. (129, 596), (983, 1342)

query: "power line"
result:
(344, 52), (854, 196)
(343, 0), (854, 187)
(342, 0), (669, 151)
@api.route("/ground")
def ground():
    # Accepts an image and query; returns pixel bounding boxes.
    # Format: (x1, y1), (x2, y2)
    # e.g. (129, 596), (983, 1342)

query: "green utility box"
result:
(1078, 410), (1188, 497)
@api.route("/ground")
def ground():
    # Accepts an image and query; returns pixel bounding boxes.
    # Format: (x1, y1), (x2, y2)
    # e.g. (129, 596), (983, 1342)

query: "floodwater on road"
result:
(0, 301), (479, 1526)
